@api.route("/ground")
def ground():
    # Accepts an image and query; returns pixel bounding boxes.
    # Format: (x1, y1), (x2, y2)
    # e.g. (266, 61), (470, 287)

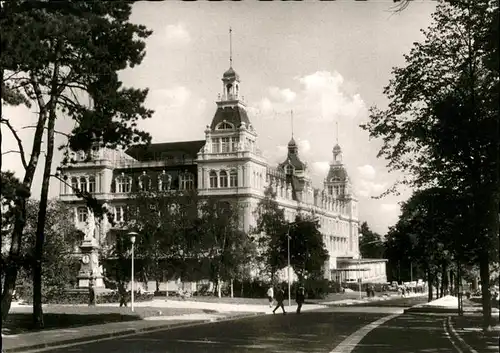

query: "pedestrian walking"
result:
(267, 285), (274, 308)
(295, 285), (305, 314)
(272, 286), (286, 315)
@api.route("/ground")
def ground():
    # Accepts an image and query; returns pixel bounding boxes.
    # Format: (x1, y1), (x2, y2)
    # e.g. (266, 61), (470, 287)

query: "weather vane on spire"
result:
(291, 110), (294, 138)
(229, 27), (233, 68)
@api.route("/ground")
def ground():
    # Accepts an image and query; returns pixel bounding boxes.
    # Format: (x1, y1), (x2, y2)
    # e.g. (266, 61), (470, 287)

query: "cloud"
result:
(164, 23), (191, 44)
(311, 161), (330, 176)
(147, 86), (191, 110)
(297, 139), (311, 153)
(357, 164), (376, 180)
(357, 180), (387, 198)
(268, 86), (297, 103)
(380, 203), (400, 213)
(295, 71), (367, 122)
(259, 97), (274, 113)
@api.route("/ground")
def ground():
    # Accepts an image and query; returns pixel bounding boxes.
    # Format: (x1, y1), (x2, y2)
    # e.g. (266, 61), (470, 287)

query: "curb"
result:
(2, 312), (262, 353)
(445, 316), (479, 353)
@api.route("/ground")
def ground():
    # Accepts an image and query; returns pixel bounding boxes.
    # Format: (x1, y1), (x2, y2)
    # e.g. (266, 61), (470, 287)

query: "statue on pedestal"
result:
(84, 208), (96, 242)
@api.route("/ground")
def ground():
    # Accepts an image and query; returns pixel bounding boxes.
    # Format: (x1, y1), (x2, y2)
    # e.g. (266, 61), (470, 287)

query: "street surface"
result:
(45, 308), (388, 353)
(42, 304), (461, 353)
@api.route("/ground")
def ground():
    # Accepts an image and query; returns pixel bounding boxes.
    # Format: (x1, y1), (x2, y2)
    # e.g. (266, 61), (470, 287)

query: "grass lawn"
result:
(3, 305), (211, 335)
(163, 296), (270, 305)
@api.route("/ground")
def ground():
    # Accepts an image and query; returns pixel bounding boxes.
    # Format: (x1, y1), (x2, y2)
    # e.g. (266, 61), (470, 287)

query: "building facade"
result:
(58, 64), (387, 285)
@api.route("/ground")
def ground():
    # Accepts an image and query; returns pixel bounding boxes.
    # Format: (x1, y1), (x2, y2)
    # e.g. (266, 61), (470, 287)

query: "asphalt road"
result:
(42, 299), (458, 353)
(45, 308), (390, 353)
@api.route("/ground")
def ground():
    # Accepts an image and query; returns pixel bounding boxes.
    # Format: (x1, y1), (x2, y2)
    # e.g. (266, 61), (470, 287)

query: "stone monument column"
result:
(77, 209), (104, 288)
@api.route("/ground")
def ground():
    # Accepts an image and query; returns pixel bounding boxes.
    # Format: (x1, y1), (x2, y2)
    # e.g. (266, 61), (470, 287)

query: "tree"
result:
(359, 222), (385, 259)
(253, 186), (288, 282)
(198, 199), (252, 297)
(386, 188), (476, 301)
(17, 200), (82, 303)
(1, 1), (153, 326)
(124, 190), (204, 292)
(287, 214), (329, 282)
(361, 1), (499, 330)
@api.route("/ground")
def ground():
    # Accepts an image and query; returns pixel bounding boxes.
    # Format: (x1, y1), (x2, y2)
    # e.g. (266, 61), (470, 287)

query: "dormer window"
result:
(285, 165), (294, 175)
(216, 122), (234, 130)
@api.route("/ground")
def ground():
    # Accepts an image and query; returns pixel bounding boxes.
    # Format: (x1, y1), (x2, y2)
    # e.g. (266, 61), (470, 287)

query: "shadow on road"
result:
(44, 311), (387, 353)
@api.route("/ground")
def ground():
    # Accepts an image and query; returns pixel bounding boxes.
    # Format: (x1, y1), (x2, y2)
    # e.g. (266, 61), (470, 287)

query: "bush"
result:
(21, 289), (154, 305)
(232, 279), (268, 298)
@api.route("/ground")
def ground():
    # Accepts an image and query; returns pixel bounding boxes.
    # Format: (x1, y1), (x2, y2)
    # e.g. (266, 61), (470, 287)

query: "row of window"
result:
(211, 137), (239, 153)
(71, 176), (97, 193)
(327, 185), (345, 196)
(209, 170), (238, 188)
(115, 173), (195, 193)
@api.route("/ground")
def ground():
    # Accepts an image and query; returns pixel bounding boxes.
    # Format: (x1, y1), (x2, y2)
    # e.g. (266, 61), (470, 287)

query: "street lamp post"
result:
(128, 231), (138, 312)
(287, 225), (292, 307)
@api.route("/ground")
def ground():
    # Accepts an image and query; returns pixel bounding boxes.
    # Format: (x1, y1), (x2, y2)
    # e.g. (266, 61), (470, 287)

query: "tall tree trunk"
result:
(33, 105), (57, 328)
(440, 264), (447, 297)
(1, 77), (48, 323)
(427, 269), (433, 302)
(479, 252), (492, 331)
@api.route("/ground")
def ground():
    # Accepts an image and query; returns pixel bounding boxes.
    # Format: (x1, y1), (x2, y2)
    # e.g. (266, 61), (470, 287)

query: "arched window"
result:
(79, 177), (87, 192)
(77, 207), (88, 223)
(219, 170), (228, 188)
(71, 177), (78, 193)
(88, 176), (96, 193)
(180, 173), (194, 190)
(285, 165), (294, 175)
(229, 170), (238, 187)
(216, 122), (234, 130)
(209, 171), (218, 188)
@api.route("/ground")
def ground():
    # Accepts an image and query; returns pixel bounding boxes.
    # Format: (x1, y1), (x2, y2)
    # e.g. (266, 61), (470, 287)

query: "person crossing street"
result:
(272, 286), (286, 315)
(296, 285), (305, 314)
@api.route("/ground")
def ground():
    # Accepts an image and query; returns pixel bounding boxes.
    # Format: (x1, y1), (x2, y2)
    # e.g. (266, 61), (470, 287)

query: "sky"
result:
(1, 0), (438, 235)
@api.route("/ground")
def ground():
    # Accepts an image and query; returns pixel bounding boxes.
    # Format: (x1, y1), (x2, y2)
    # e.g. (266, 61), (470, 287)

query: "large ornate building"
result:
(59, 63), (387, 287)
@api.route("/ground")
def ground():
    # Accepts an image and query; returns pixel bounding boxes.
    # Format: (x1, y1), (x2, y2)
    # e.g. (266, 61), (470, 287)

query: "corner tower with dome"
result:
(58, 53), (387, 290)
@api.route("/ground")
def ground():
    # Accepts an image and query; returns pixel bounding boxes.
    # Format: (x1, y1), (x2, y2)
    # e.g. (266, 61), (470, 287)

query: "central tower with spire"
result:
(197, 28), (266, 232)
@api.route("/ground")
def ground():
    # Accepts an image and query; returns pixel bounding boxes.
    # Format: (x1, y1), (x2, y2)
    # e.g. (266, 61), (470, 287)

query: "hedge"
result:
(21, 289), (154, 305)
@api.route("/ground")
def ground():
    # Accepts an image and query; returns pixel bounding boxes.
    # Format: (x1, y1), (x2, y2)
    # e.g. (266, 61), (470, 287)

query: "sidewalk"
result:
(404, 294), (500, 315)
(448, 316), (500, 353)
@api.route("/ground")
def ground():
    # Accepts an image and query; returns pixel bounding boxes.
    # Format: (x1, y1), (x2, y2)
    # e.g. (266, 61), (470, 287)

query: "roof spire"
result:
(291, 110), (294, 138)
(335, 120), (339, 144)
(229, 27), (233, 68)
